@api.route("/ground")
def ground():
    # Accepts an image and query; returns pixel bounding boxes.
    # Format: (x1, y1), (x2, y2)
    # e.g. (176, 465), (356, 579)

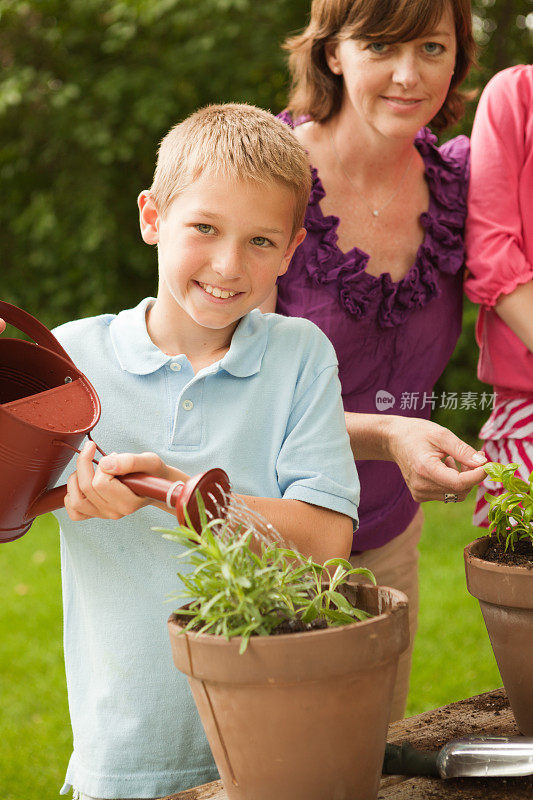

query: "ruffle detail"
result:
(282, 115), (469, 328)
(308, 167), (326, 205)
(416, 128), (470, 227)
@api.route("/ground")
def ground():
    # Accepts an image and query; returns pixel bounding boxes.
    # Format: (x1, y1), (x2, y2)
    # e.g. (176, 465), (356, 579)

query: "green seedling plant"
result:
(158, 513), (375, 654)
(484, 461), (533, 551)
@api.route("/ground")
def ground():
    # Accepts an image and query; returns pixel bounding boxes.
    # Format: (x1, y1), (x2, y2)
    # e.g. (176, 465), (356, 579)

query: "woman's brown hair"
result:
(285, 0), (476, 132)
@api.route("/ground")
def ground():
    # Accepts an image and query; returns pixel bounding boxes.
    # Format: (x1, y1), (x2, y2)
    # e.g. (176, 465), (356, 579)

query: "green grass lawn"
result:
(0, 514), (71, 800)
(0, 498), (501, 799)
(407, 494), (501, 716)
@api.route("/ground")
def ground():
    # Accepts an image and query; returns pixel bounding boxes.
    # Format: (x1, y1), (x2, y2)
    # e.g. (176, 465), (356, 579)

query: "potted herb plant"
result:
(162, 514), (409, 800)
(464, 461), (533, 735)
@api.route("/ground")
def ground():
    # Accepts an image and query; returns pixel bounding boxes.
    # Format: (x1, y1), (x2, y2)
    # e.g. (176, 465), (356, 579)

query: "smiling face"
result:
(326, 3), (457, 140)
(138, 172), (305, 349)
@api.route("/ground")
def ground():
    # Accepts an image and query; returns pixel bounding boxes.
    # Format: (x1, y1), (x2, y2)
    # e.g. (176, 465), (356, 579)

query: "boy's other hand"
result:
(0, 318), (6, 333)
(64, 441), (173, 521)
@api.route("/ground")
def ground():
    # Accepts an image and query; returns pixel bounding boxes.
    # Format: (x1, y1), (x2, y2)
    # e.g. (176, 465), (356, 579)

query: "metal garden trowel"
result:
(383, 736), (533, 779)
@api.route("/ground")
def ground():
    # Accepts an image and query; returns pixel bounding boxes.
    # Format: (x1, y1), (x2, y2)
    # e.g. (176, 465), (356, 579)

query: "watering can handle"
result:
(0, 300), (74, 364)
(28, 474), (187, 516)
(27, 467), (231, 529)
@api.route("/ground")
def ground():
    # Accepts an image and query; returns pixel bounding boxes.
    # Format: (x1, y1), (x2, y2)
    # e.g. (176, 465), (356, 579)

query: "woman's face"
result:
(326, 4), (457, 140)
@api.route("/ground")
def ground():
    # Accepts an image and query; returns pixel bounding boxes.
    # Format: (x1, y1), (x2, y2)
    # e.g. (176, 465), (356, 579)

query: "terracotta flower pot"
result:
(168, 582), (409, 800)
(465, 537), (533, 736)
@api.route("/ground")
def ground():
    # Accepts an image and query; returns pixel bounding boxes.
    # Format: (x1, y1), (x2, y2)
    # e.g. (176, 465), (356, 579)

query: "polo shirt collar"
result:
(110, 298), (268, 378)
(110, 298), (169, 375)
(219, 309), (268, 377)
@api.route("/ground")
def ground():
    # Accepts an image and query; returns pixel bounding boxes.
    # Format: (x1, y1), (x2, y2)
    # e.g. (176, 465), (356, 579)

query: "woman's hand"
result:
(64, 441), (177, 521)
(345, 413), (487, 503)
(386, 417), (487, 503)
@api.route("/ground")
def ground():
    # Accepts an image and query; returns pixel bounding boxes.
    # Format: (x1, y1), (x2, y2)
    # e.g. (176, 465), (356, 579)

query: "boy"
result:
(6, 104), (360, 799)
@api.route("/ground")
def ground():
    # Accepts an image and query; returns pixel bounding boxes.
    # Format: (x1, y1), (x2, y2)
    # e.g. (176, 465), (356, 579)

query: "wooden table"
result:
(162, 688), (533, 799)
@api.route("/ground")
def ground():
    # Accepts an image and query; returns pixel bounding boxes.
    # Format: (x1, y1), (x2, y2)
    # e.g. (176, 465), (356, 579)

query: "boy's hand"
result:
(0, 318), (5, 333)
(64, 441), (172, 521)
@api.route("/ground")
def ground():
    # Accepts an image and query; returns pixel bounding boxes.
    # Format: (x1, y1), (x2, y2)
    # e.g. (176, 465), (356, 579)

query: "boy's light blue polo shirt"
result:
(53, 297), (359, 799)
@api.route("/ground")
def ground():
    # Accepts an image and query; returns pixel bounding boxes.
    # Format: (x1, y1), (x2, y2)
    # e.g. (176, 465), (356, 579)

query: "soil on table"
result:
(393, 690), (533, 800)
(406, 690), (511, 752)
(482, 536), (533, 568)
(406, 777), (533, 800)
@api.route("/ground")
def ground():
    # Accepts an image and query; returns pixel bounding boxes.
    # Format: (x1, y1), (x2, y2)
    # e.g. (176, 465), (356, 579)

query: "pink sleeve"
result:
(465, 67), (533, 307)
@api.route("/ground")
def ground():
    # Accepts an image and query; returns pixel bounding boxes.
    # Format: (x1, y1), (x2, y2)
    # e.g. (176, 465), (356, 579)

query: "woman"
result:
(261, 0), (484, 720)
(465, 65), (533, 526)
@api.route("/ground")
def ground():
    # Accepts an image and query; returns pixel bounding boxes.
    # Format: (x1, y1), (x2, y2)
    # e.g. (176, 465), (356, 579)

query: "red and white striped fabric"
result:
(473, 396), (533, 528)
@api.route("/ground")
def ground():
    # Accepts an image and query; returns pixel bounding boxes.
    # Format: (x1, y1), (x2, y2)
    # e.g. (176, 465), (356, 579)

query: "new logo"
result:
(375, 390), (395, 411)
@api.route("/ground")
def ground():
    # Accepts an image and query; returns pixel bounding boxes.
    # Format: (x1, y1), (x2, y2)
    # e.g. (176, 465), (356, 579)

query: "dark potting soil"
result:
(482, 536), (533, 568)
(173, 614), (348, 636)
(270, 617), (329, 635)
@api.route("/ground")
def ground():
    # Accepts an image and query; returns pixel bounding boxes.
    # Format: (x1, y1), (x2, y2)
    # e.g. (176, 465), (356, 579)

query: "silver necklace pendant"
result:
(328, 125), (414, 222)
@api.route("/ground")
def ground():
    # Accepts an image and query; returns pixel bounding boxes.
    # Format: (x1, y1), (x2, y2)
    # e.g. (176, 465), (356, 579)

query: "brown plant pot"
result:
(168, 583), (409, 800)
(464, 536), (533, 736)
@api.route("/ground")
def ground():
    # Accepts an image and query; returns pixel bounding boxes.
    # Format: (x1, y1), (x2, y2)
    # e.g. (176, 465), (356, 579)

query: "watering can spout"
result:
(26, 485), (70, 520)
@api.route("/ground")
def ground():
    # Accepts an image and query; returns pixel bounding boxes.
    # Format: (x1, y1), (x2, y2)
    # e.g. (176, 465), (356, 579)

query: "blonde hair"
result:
(285, 0), (476, 132)
(150, 103), (312, 236)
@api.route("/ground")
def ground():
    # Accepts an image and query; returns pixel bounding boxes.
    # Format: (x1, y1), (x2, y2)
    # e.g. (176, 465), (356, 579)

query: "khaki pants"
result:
(349, 507), (423, 723)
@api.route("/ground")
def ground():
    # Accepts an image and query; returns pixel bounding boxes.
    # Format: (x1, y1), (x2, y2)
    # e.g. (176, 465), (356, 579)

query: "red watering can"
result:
(0, 301), (230, 542)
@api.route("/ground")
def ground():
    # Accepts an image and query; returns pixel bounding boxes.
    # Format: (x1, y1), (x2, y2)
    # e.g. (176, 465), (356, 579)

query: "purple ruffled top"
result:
(277, 111), (470, 551)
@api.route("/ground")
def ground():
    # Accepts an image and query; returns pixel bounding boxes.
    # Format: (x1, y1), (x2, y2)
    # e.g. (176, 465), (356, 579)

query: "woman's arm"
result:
(64, 443), (353, 563)
(494, 281), (533, 354)
(345, 413), (487, 502)
(465, 68), (533, 343)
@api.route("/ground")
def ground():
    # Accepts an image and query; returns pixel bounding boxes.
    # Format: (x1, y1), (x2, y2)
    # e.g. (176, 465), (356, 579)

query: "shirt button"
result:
(182, 399), (194, 411)
(170, 362), (181, 372)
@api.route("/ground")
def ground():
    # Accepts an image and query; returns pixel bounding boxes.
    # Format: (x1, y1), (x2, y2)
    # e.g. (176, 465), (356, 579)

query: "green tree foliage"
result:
(0, 0), (532, 439)
(0, 0), (310, 323)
